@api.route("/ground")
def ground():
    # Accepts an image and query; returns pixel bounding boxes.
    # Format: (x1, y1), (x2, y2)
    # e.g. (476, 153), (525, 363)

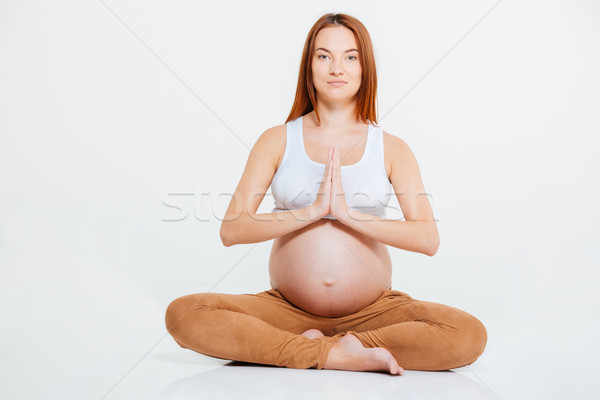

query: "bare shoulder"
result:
(382, 129), (410, 151)
(382, 129), (413, 178)
(253, 123), (287, 170)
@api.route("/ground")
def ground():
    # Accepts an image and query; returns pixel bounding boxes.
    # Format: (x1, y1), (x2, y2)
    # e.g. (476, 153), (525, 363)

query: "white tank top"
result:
(270, 115), (392, 220)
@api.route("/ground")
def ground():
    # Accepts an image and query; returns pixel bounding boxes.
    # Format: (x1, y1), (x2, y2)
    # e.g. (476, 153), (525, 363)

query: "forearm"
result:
(340, 209), (439, 256)
(220, 205), (321, 246)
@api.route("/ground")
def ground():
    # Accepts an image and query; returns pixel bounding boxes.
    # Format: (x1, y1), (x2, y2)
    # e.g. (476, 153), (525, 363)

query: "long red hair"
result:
(285, 13), (379, 126)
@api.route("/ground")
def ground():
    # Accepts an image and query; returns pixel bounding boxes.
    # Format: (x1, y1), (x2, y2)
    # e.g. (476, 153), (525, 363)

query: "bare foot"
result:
(301, 328), (325, 340)
(323, 333), (403, 375)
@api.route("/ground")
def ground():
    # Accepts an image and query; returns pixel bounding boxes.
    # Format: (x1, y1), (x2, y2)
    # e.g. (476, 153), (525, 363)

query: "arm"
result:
(219, 126), (323, 247)
(339, 211), (438, 256)
(221, 205), (321, 247)
(336, 134), (439, 256)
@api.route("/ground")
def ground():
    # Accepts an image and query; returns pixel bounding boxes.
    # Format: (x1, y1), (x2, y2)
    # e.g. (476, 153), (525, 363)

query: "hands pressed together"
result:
(314, 145), (349, 221)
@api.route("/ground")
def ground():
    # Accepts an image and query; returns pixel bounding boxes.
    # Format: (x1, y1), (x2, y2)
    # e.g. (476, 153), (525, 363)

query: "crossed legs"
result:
(165, 288), (487, 373)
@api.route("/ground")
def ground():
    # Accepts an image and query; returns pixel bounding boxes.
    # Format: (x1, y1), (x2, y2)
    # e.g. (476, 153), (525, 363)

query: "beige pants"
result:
(165, 288), (487, 370)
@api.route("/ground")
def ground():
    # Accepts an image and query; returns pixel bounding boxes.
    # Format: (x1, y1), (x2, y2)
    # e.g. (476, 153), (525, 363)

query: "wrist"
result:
(336, 207), (355, 225)
(306, 204), (326, 222)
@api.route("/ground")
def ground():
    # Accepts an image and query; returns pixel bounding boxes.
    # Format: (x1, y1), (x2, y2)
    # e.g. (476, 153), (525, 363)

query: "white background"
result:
(1, 0), (599, 399)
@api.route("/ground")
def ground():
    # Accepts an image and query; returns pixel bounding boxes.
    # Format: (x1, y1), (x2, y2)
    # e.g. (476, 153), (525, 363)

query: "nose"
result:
(330, 60), (344, 76)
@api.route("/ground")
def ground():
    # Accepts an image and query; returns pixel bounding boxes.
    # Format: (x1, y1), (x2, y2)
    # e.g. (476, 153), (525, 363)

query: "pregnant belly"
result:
(268, 219), (392, 317)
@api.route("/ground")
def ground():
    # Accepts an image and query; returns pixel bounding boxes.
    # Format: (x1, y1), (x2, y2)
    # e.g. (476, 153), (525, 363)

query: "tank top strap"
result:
(371, 123), (388, 179)
(278, 117), (297, 169)
(362, 122), (382, 161)
(375, 124), (384, 153)
(287, 116), (304, 161)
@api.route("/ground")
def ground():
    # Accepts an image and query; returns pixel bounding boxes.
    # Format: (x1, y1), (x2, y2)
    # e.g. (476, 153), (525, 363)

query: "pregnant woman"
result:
(165, 13), (487, 375)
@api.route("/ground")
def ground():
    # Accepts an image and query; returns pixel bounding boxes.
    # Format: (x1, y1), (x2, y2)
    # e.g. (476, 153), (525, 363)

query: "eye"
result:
(348, 55), (358, 61)
(317, 54), (329, 60)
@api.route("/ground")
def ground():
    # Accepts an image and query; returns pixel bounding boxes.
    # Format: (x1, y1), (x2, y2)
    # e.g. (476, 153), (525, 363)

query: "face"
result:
(311, 26), (362, 102)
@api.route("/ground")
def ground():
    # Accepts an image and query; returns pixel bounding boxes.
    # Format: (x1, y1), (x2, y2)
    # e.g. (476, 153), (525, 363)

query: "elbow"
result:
(220, 212), (247, 247)
(428, 235), (440, 256)
(219, 224), (234, 247)
(424, 225), (440, 257)
(220, 212), (249, 247)
(221, 235), (233, 247)
(426, 241), (439, 256)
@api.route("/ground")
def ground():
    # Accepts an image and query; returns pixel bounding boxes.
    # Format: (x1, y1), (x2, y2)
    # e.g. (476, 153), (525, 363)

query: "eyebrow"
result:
(315, 47), (359, 53)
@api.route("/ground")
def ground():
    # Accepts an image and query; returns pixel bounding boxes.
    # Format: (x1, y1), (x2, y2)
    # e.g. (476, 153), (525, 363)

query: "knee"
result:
(456, 314), (488, 367)
(164, 294), (201, 340)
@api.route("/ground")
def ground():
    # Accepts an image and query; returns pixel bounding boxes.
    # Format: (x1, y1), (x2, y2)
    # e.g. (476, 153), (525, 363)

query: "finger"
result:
(331, 147), (336, 171)
(332, 147), (337, 169)
(326, 146), (334, 180)
(321, 146), (331, 183)
(331, 155), (335, 182)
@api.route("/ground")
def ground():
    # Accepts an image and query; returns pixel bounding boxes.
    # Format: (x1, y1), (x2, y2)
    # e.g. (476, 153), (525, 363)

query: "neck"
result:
(311, 98), (359, 129)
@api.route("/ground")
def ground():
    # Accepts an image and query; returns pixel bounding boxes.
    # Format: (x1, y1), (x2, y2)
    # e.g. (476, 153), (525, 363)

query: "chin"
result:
(321, 88), (356, 99)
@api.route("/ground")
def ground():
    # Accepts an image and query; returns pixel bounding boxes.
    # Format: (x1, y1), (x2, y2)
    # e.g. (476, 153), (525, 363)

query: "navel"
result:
(323, 278), (335, 287)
